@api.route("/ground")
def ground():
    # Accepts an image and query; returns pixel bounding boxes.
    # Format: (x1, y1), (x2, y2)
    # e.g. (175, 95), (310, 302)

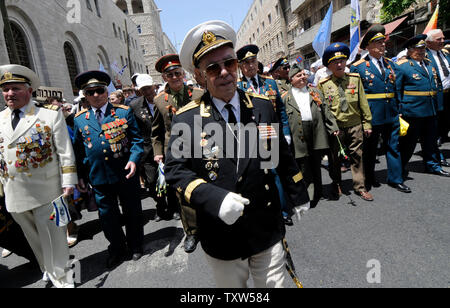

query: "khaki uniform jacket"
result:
(283, 87), (339, 159)
(152, 85), (204, 155)
(318, 73), (373, 131)
(0, 102), (77, 213)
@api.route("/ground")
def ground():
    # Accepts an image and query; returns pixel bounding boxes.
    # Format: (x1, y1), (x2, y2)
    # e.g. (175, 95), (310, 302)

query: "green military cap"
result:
(288, 63), (305, 79)
(75, 70), (111, 90)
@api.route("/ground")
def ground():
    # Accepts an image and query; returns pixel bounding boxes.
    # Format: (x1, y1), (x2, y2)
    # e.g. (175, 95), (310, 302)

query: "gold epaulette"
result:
(246, 92), (270, 101)
(346, 73), (360, 78)
(396, 59), (409, 65)
(38, 104), (61, 111)
(319, 76), (332, 85)
(176, 100), (200, 115)
(352, 59), (366, 67)
(264, 76), (274, 80)
(112, 104), (129, 110)
(75, 109), (88, 118)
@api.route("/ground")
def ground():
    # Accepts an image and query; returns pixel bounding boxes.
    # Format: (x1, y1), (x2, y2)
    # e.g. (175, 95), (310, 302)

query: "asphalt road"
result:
(1, 143), (449, 289)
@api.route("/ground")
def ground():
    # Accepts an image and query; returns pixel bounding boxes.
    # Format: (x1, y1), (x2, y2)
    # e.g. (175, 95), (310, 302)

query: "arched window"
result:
(116, 0), (128, 14)
(4, 22), (32, 69)
(64, 42), (79, 94)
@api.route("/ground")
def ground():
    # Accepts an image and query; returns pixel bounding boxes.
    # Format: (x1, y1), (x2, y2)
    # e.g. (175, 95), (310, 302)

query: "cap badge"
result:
(202, 31), (217, 46)
(4, 72), (13, 80)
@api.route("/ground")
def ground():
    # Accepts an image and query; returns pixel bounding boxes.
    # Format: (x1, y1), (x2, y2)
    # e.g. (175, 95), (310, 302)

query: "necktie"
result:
(95, 109), (103, 126)
(251, 77), (258, 90)
(421, 62), (429, 76)
(436, 51), (449, 78)
(337, 79), (349, 113)
(225, 104), (237, 124)
(11, 109), (21, 130)
(378, 59), (386, 80)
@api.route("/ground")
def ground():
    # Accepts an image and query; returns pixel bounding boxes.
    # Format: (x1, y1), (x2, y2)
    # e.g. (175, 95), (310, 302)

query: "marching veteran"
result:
(236, 44), (293, 225)
(317, 43), (374, 202)
(152, 54), (204, 253)
(395, 35), (449, 178)
(73, 71), (145, 269)
(283, 63), (339, 205)
(0, 64), (77, 288)
(351, 24), (411, 193)
(165, 20), (310, 288)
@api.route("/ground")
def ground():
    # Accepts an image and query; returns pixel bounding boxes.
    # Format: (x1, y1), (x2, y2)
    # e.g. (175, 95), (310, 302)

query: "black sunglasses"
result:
(164, 71), (183, 79)
(204, 58), (238, 77)
(85, 87), (106, 96)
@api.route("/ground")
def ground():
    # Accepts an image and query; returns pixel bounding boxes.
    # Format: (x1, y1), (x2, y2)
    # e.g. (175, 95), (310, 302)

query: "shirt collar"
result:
(91, 103), (108, 115)
(212, 91), (240, 114)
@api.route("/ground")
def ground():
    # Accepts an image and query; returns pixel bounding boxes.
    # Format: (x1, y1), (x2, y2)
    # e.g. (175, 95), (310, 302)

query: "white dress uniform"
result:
(0, 65), (78, 288)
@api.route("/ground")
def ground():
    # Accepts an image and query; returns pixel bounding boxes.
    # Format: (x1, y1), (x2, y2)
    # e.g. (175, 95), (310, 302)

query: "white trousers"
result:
(205, 241), (289, 288)
(11, 204), (70, 280)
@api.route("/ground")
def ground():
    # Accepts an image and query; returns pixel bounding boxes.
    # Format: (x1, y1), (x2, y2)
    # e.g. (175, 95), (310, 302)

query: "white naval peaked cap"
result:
(135, 74), (154, 90)
(0, 64), (41, 90)
(180, 20), (237, 74)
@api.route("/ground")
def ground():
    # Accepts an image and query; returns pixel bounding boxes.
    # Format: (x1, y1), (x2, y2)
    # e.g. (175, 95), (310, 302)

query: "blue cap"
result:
(75, 70), (111, 90)
(322, 43), (350, 67)
(404, 34), (427, 49)
(237, 45), (260, 62)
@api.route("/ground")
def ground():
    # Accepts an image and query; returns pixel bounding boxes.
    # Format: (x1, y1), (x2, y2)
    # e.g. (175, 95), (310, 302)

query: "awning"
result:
(384, 16), (408, 35)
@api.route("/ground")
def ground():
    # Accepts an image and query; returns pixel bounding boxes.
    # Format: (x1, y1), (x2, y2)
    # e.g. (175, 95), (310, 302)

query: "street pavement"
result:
(1, 143), (449, 288)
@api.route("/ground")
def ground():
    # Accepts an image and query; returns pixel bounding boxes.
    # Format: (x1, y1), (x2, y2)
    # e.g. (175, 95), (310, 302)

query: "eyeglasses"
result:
(204, 58), (238, 77)
(85, 87), (107, 96)
(164, 71), (183, 79)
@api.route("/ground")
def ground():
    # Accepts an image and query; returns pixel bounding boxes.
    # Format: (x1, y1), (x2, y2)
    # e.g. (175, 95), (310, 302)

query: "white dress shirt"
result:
(369, 55), (385, 76)
(292, 87), (313, 121)
(212, 91), (241, 124)
(429, 49), (450, 89)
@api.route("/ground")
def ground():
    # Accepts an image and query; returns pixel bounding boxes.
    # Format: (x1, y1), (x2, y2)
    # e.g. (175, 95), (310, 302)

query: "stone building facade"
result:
(236, 0), (290, 66)
(114, 0), (176, 84)
(0, 0), (147, 104)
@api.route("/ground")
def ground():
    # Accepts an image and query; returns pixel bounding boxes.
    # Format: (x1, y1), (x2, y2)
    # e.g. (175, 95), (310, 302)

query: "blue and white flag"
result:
(349, 0), (361, 62)
(99, 63), (117, 93)
(312, 2), (333, 58)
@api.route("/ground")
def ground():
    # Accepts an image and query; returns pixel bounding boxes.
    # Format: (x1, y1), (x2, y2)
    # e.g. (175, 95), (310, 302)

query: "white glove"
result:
(219, 193), (250, 225)
(284, 134), (292, 145)
(293, 202), (310, 222)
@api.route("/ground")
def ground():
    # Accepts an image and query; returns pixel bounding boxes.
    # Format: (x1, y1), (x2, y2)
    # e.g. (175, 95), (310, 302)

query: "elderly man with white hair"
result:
(426, 29), (450, 152)
(0, 64), (78, 288)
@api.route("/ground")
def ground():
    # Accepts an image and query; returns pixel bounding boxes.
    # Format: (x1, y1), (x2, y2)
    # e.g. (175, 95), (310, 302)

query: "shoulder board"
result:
(154, 92), (166, 103)
(264, 76), (274, 80)
(176, 100), (200, 115)
(281, 91), (289, 99)
(39, 104), (61, 111)
(246, 92), (270, 101)
(237, 78), (243, 82)
(75, 109), (89, 118)
(442, 49), (449, 54)
(346, 73), (360, 78)
(319, 76), (332, 85)
(352, 59), (366, 67)
(112, 104), (129, 110)
(396, 59), (408, 65)
(424, 58), (431, 63)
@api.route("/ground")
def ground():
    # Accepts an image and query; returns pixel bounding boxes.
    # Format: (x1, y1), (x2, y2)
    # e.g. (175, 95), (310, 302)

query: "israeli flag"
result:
(312, 2), (333, 58)
(52, 196), (71, 227)
(349, 0), (361, 62)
